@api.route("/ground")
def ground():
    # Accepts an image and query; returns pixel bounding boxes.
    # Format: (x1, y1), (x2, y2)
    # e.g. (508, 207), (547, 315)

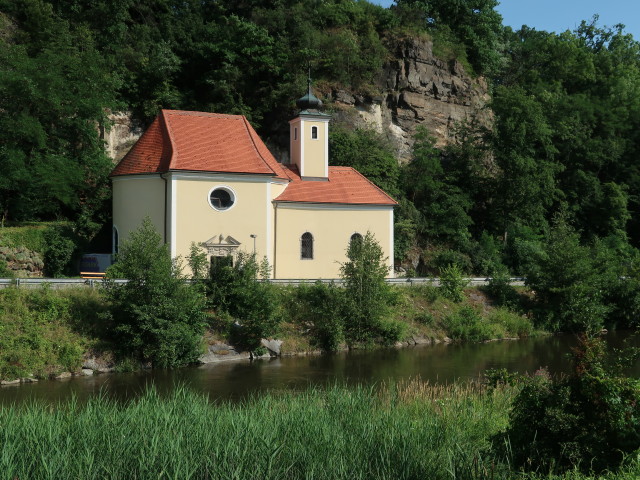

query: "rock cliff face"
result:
(103, 37), (491, 164)
(329, 37), (491, 161)
(102, 112), (144, 163)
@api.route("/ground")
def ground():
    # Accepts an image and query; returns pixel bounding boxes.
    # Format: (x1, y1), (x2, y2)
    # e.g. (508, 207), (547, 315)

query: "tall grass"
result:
(0, 382), (512, 479)
(1, 382), (637, 479)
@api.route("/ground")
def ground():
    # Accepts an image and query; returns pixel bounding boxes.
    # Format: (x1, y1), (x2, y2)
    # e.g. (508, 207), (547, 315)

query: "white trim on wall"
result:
(300, 119), (306, 177)
(170, 174), (177, 258)
(266, 182), (273, 269)
(324, 121), (329, 178)
(389, 209), (394, 275)
(170, 172), (278, 183)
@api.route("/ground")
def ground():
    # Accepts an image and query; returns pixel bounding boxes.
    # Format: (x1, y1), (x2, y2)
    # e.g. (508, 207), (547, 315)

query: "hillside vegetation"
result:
(1, 0), (640, 333)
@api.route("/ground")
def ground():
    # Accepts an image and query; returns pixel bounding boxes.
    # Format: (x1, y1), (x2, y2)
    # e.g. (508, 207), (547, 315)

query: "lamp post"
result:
(250, 234), (257, 254)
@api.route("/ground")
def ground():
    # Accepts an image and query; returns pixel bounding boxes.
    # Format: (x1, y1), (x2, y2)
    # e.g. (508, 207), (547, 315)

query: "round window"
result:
(209, 187), (235, 211)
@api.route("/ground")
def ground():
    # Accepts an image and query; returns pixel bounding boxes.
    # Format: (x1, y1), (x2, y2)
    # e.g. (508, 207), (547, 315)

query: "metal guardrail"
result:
(0, 277), (526, 289)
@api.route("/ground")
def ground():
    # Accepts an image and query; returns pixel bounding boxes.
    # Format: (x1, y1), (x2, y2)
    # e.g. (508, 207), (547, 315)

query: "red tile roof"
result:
(111, 109), (396, 206)
(111, 110), (290, 180)
(275, 166), (397, 206)
(110, 116), (172, 176)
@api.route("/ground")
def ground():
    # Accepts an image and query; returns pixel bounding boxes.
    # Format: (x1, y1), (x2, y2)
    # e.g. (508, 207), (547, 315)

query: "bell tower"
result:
(289, 73), (331, 180)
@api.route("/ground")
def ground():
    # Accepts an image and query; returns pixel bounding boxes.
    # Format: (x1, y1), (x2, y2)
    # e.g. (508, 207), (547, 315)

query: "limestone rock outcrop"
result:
(329, 37), (491, 161)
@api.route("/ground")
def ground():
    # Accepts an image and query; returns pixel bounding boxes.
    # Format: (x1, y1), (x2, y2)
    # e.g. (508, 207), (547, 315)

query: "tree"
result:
(206, 252), (279, 352)
(329, 126), (400, 198)
(525, 215), (609, 333)
(104, 218), (206, 367)
(401, 127), (472, 248)
(340, 231), (402, 346)
(0, 0), (118, 224)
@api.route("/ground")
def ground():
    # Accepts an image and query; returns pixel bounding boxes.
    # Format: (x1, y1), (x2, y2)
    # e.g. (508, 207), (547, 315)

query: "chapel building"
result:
(110, 89), (397, 279)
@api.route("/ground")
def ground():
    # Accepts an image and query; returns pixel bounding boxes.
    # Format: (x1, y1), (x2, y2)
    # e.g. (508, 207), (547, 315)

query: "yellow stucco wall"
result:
(273, 204), (394, 279)
(301, 120), (327, 178)
(171, 174), (274, 268)
(112, 176), (166, 250)
(113, 174), (394, 280)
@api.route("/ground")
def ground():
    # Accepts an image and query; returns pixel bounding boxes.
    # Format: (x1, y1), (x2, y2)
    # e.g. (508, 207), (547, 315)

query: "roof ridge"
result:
(241, 116), (272, 175)
(161, 110), (178, 170)
(162, 109), (245, 119)
(242, 116), (291, 181)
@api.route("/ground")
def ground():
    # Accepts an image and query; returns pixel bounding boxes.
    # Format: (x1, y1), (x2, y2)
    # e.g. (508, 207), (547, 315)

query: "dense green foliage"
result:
(502, 336), (640, 475)
(206, 252), (279, 352)
(340, 232), (404, 346)
(0, 287), (105, 380)
(104, 218), (206, 367)
(3, 0), (640, 336)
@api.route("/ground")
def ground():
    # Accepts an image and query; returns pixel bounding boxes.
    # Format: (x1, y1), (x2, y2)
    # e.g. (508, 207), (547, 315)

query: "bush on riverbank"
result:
(0, 287), (104, 380)
(205, 252), (279, 353)
(501, 335), (640, 475)
(104, 218), (206, 368)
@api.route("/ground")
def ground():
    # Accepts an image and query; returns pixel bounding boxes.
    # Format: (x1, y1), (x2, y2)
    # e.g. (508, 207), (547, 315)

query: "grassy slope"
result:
(0, 287), (107, 380)
(276, 284), (537, 354)
(0, 283), (536, 380)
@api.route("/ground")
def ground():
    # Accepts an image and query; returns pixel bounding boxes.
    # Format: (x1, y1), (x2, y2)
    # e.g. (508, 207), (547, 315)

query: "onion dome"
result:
(296, 71), (323, 111)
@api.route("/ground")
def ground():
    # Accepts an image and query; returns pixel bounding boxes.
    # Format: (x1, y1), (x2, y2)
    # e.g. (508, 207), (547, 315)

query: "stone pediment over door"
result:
(202, 234), (241, 257)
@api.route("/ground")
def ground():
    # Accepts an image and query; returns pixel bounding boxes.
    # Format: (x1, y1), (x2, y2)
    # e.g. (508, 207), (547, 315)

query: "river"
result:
(1, 331), (638, 406)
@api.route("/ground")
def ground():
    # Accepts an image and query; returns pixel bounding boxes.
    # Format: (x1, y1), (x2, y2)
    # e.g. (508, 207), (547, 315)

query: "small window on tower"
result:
(294, 127), (297, 140)
(311, 126), (318, 139)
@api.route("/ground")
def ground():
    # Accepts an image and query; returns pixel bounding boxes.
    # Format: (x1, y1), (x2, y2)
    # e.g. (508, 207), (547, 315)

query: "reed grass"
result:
(0, 382), (508, 479)
(1, 381), (637, 479)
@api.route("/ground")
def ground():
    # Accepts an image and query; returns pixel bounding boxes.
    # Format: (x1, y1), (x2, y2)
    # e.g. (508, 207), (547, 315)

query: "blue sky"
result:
(369, 1), (640, 40)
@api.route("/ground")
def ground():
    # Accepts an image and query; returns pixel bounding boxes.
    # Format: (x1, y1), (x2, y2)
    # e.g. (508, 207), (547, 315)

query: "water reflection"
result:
(1, 331), (638, 406)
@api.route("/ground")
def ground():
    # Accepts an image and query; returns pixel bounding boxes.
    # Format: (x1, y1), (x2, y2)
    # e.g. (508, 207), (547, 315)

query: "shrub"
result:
(293, 282), (345, 351)
(525, 217), (609, 333)
(0, 259), (13, 278)
(500, 335), (640, 474)
(43, 226), (76, 277)
(206, 252), (279, 353)
(104, 218), (206, 368)
(443, 305), (503, 342)
(484, 265), (519, 308)
(487, 308), (532, 338)
(414, 310), (435, 326)
(374, 318), (407, 345)
(439, 264), (468, 303)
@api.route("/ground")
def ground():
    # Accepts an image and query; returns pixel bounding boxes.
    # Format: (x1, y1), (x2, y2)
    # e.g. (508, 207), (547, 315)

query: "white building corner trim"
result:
(170, 175), (177, 258)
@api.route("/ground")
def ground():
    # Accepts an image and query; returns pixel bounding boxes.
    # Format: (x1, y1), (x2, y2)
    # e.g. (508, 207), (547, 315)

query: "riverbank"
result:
(1, 381), (637, 479)
(0, 283), (537, 383)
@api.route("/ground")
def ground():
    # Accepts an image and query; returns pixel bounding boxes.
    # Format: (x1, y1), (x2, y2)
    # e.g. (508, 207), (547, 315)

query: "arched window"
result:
(350, 233), (363, 245)
(311, 126), (318, 139)
(301, 232), (313, 259)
